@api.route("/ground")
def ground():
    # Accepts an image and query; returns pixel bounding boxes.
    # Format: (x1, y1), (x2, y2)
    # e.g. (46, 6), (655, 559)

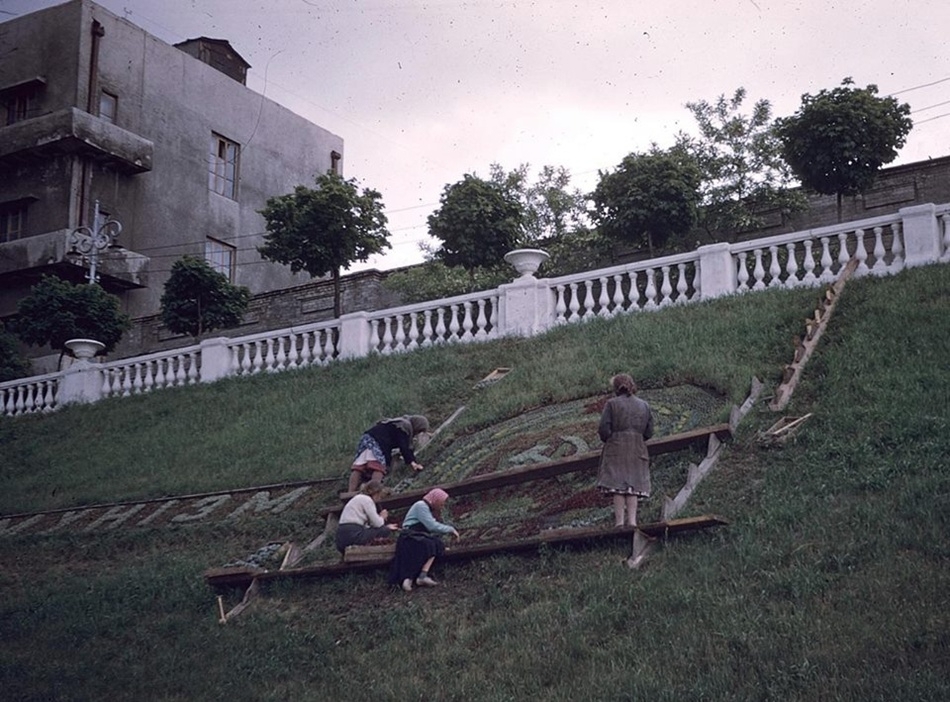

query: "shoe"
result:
(415, 574), (439, 587)
(401, 578), (413, 592)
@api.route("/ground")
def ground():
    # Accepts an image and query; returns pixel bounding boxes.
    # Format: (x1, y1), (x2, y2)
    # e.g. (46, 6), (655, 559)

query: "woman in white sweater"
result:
(335, 479), (398, 553)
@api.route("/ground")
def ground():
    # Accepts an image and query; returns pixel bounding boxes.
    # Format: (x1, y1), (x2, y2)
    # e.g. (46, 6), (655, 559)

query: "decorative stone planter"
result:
(504, 248), (550, 279)
(64, 338), (105, 361)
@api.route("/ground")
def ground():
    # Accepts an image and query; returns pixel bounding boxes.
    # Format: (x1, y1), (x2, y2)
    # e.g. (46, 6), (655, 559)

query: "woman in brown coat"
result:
(597, 373), (654, 527)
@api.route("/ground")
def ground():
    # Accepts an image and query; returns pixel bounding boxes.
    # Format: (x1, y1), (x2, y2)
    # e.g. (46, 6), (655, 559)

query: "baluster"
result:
(434, 307), (447, 344)
(43, 380), (57, 412)
(229, 344), (242, 375)
(275, 335), (288, 371)
(768, 246), (781, 288)
(421, 309), (434, 347)
(141, 360), (154, 393)
(854, 229), (869, 275)
(555, 285), (568, 323)
(14, 386), (26, 415)
(752, 250), (766, 290)
(394, 314), (407, 352)
(381, 317), (395, 354)
(187, 352), (199, 383)
(784, 243), (799, 287)
(448, 305), (460, 342)
(659, 266), (673, 306)
(407, 313), (421, 350)
(737, 252), (750, 291)
(568, 283), (580, 321)
(837, 231), (851, 274)
(131, 363), (144, 394)
(24, 384), (36, 413)
(156, 357), (169, 389)
(871, 226), (887, 275)
(598, 276), (611, 316)
(368, 319), (380, 353)
(121, 365), (133, 396)
(475, 300), (488, 339)
(249, 341), (263, 373)
(676, 263), (688, 302)
(461, 302), (474, 340)
(819, 237), (834, 282)
(611, 274), (625, 314)
(323, 328), (337, 362)
(263, 338), (277, 372)
(890, 223), (904, 272)
(644, 268), (658, 309)
(801, 239), (816, 286)
(289, 331), (303, 367)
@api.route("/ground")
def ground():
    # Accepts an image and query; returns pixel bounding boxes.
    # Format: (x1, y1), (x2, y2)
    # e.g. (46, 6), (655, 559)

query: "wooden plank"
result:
(330, 423), (734, 513)
(205, 515), (728, 589)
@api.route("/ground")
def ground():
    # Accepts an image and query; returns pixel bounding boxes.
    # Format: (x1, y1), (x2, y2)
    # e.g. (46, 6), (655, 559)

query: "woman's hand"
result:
(450, 528), (461, 540)
(379, 508), (389, 521)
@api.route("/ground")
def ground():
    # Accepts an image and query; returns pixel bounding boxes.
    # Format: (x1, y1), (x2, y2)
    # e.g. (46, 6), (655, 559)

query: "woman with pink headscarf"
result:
(388, 488), (460, 592)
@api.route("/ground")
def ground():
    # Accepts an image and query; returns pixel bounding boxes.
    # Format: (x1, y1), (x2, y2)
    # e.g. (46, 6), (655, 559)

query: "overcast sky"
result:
(4, 0), (949, 271)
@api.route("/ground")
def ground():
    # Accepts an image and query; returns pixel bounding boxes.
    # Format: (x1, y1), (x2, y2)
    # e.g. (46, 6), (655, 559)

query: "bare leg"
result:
(612, 494), (626, 527)
(421, 556), (435, 574)
(625, 495), (639, 526)
(347, 468), (363, 493)
(371, 469), (385, 485)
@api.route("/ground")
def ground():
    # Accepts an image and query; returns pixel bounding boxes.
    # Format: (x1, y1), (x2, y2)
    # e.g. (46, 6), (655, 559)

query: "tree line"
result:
(0, 79), (912, 380)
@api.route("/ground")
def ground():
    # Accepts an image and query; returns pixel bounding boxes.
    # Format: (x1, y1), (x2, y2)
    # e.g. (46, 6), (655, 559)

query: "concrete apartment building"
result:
(0, 0), (343, 335)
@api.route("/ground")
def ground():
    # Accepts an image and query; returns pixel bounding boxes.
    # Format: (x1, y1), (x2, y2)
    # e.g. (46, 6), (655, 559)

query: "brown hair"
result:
(611, 373), (637, 396)
(361, 479), (387, 498)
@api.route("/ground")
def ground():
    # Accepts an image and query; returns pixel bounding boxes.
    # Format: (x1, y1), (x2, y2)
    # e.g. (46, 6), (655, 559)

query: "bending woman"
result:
(335, 479), (398, 554)
(388, 488), (459, 592)
(348, 415), (430, 492)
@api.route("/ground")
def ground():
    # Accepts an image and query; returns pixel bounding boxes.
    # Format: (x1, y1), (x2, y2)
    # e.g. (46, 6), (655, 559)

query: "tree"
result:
(590, 146), (702, 256)
(427, 173), (525, 274)
(160, 256), (251, 339)
(11, 275), (130, 358)
(488, 163), (605, 276)
(676, 88), (806, 239)
(258, 172), (390, 317)
(0, 322), (31, 382)
(775, 78), (913, 219)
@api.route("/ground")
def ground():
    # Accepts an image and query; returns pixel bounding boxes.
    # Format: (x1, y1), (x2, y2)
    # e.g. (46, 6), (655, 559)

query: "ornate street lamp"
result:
(69, 200), (122, 284)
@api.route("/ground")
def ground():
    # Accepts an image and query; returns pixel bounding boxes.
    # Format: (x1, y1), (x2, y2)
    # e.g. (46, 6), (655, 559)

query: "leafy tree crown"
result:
(160, 256), (251, 338)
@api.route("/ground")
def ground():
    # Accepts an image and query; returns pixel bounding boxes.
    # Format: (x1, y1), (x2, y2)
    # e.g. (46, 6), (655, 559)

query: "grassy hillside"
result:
(1, 264), (948, 701)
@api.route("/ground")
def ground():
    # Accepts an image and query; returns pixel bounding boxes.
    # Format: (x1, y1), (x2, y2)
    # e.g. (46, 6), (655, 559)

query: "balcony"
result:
(0, 107), (153, 173)
(0, 228), (149, 289)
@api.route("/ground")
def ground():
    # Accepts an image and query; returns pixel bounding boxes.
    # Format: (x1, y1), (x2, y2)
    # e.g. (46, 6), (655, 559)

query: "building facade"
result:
(0, 0), (344, 324)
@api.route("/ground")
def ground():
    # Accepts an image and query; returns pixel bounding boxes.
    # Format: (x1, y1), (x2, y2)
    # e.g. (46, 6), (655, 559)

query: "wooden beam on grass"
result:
(332, 422), (734, 512)
(204, 515), (728, 589)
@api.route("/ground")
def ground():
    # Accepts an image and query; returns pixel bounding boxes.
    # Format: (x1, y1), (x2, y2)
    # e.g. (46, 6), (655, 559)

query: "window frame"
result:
(208, 132), (240, 199)
(205, 237), (236, 281)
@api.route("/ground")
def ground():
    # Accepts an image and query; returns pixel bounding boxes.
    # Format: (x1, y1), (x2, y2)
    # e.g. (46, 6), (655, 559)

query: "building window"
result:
(0, 201), (28, 243)
(331, 150), (342, 175)
(208, 133), (239, 199)
(3, 89), (37, 126)
(99, 90), (118, 124)
(205, 237), (236, 281)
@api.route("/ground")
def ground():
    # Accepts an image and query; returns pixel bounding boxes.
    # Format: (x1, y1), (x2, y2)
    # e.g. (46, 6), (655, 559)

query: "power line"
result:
(889, 76), (950, 96)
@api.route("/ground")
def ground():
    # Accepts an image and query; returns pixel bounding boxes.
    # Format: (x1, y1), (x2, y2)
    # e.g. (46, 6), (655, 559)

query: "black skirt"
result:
(387, 530), (445, 584)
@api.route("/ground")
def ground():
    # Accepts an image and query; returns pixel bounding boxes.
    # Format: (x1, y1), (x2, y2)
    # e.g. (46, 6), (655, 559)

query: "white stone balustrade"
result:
(3, 203), (948, 417)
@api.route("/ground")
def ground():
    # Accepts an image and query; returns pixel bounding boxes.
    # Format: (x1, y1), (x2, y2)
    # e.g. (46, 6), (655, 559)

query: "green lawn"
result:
(1, 264), (948, 701)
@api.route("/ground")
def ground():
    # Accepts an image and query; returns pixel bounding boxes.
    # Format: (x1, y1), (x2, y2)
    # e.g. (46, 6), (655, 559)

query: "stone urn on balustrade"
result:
(64, 338), (105, 363)
(504, 248), (550, 280)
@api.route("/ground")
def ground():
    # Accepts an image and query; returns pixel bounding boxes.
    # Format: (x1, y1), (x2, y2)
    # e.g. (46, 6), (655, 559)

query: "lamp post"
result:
(69, 200), (122, 284)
